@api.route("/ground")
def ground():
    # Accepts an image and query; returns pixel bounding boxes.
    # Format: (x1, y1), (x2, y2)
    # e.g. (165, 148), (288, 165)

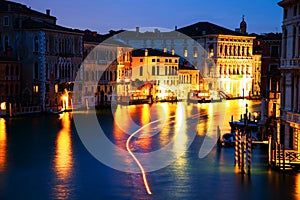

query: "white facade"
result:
(278, 0), (300, 151)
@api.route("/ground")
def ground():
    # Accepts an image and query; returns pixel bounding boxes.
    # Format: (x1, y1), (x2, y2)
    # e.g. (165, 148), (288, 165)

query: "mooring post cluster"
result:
(234, 104), (252, 175)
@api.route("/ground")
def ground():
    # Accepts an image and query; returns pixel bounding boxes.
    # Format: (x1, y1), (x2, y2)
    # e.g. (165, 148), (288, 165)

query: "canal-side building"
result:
(0, 0), (84, 113)
(178, 19), (257, 98)
(131, 48), (180, 101)
(82, 30), (132, 107)
(116, 19), (258, 99)
(252, 33), (282, 139)
(278, 0), (300, 151)
(0, 58), (21, 115)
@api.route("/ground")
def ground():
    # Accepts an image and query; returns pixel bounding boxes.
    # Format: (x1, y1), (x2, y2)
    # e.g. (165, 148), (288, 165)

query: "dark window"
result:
(46, 84), (50, 93)
(3, 16), (9, 26)
(165, 66), (168, 75)
(165, 59), (168, 63)
(5, 65), (9, 76)
(152, 66), (155, 75)
(34, 36), (39, 52)
(85, 71), (89, 81)
(34, 63), (38, 79)
(140, 66), (143, 76)
(294, 6), (297, 16)
(140, 58), (143, 62)
(284, 9), (288, 19)
(15, 84), (19, 94)
(152, 59), (155, 62)
(157, 66), (159, 75)
(157, 59), (160, 62)
(270, 46), (279, 57)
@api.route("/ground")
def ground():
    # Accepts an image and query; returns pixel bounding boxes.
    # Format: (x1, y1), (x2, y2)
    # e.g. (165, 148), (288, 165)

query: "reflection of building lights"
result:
(0, 102), (6, 110)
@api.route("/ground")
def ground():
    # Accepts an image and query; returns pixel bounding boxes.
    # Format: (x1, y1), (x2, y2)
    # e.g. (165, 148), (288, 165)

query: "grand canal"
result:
(0, 99), (300, 200)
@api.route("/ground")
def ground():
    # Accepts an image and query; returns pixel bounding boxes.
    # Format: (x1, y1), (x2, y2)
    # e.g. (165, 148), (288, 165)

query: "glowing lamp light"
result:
(0, 103), (6, 110)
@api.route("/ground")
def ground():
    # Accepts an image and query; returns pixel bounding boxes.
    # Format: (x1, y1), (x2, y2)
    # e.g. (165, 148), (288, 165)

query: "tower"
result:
(240, 15), (247, 34)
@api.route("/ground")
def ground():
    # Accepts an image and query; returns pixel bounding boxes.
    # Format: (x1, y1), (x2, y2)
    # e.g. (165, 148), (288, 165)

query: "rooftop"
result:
(177, 21), (246, 37)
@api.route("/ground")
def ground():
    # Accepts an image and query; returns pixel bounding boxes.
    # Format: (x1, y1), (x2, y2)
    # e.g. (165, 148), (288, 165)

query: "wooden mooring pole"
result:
(247, 130), (252, 174)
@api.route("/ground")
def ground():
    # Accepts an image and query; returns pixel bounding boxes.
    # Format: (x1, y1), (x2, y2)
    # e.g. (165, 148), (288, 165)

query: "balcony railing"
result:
(282, 111), (300, 124)
(281, 58), (300, 68)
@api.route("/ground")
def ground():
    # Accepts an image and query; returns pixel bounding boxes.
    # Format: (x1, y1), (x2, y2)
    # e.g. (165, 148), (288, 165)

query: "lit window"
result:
(184, 49), (188, 57)
(33, 85), (39, 93)
(55, 84), (58, 93)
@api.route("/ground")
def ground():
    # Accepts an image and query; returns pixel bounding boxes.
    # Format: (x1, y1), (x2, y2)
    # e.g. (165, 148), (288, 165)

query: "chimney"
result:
(136, 27), (140, 33)
(175, 26), (177, 31)
(46, 9), (50, 16)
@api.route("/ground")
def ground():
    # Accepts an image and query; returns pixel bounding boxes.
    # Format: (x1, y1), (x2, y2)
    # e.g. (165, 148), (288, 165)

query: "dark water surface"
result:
(0, 100), (299, 200)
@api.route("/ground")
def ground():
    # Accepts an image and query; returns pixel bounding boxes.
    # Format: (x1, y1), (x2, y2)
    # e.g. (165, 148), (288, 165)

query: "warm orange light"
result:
(0, 102), (6, 110)
(62, 89), (69, 109)
(0, 118), (6, 173)
(55, 84), (58, 93)
(55, 112), (72, 180)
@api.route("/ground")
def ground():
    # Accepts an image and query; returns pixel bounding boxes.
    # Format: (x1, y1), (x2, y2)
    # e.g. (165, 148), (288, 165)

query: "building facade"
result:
(81, 30), (132, 107)
(178, 21), (256, 98)
(131, 48), (181, 101)
(252, 33), (282, 139)
(116, 20), (258, 99)
(0, 0), (83, 113)
(278, 0), (300, 151)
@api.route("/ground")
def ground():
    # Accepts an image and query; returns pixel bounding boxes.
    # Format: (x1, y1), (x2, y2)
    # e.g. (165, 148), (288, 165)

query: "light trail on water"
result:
(126, 111), (207, 195)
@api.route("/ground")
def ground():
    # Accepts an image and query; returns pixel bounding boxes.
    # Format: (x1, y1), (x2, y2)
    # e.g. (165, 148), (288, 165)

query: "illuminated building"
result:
(178, 19), (256, 98)
(278, 0), (300, 151)
(0, 0), (83, 112)
(116, 19), (259, 99)
(82, 30), (132, 107)
(131, 48), (180, 101)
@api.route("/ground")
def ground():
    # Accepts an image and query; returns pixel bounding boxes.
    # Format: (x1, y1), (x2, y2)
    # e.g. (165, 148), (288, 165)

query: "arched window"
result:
(140, 66), (143, 76)
(34, 36), (39, 52)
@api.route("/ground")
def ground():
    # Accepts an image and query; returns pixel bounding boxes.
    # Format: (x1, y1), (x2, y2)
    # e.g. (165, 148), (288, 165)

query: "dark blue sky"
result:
(15, 0), (283, 34)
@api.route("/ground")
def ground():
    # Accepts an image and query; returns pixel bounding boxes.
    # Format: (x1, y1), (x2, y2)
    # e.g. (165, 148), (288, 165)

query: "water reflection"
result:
(0, 118), (6, 173)
(53, 112), (73, 200)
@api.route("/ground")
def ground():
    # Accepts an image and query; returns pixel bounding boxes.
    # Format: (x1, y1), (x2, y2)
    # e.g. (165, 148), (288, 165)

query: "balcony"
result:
(282, 111), (300, 125)
(281, 58), (300, 68)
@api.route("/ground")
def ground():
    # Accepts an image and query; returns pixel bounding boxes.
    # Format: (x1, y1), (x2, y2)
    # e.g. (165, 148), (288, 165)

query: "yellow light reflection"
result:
(295, 173), (300, 199)
(173, 103), (187, 167)
(0, 118), (7, 173)
(141, 104), (150, 125)
(54, 112), (73, 199)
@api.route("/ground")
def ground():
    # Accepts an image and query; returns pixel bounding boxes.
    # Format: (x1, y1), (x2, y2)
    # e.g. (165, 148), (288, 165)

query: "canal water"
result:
(0, 99), (299, 200)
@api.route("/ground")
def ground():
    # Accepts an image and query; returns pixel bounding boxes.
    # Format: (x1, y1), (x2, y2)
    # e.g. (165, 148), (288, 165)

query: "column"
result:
(295, 26), (299, 57)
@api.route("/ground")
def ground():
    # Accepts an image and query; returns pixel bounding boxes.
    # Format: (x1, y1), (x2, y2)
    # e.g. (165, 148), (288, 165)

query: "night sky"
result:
(14, 0), (283, 34)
